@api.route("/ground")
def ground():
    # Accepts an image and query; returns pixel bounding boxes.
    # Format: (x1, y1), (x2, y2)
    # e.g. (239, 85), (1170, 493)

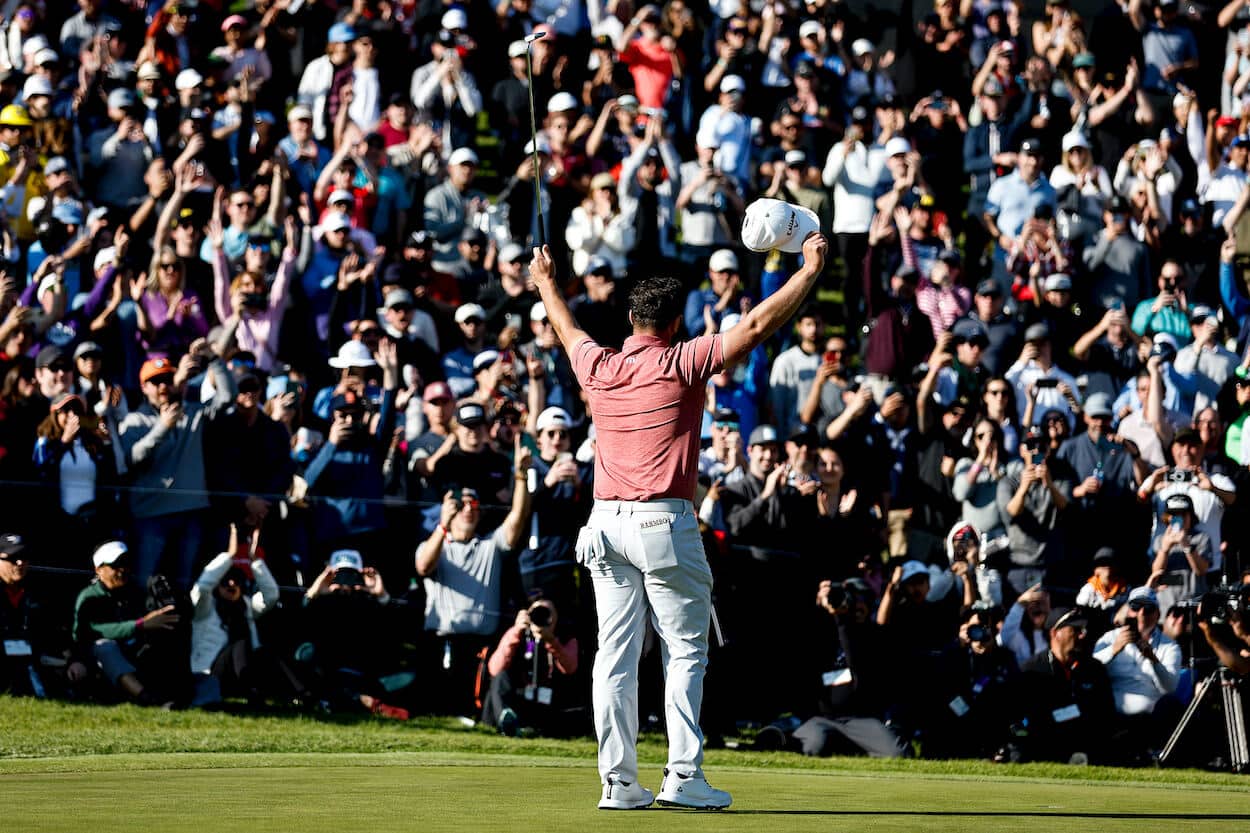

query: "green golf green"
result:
(3, 699), (1248, 832)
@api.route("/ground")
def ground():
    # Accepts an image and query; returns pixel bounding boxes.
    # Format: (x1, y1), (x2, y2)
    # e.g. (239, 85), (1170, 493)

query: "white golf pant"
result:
(578, 498), (712, 786)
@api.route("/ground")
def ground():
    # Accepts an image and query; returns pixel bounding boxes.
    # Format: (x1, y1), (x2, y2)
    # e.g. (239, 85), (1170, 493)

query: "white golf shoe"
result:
(598, 778), (655, 810)
(656, 768), (732, 809)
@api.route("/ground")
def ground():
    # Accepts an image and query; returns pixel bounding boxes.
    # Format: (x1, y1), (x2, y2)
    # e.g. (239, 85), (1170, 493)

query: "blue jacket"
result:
(304, 388), (397, 540)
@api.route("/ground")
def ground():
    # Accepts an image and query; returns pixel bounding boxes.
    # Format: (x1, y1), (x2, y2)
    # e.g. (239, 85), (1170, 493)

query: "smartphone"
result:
(823, 350), (840, 364)
(1169, 516), (1184, 531)
(556, 452), (573, 465)
(1036, 378), (1059, 389)
(334, 567), (364, 588)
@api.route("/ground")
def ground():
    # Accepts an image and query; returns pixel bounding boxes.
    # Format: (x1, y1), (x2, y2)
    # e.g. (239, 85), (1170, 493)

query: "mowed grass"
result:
(4, 698), (1249, 832)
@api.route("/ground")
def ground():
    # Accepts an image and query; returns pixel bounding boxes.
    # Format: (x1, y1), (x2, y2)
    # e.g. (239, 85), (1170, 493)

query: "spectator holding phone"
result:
(1148, 493), (1213, 613)
(416, 435), (533, 714)
(1138, 427), (1236, 573)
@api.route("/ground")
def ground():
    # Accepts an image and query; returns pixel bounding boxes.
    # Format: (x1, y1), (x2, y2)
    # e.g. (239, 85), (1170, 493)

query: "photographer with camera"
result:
(1196, 586), (1250, 677)
(761, 579), (907, 759)
(1092, 586), (1182, 757)
(482, 596), (580, 737)
(416, 434), (533, 716)
(1018, 607), (1116, 763)
(72, 540), (184, 706)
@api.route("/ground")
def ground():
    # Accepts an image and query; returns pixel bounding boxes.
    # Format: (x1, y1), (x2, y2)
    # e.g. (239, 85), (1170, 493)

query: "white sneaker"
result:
(598, 779), (655, 810)
(656, 768), (732, 809)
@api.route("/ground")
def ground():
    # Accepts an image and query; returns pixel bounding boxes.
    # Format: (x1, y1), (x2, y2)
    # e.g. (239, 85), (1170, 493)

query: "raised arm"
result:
(531, 245), (591, 354)
(722, 234), (827, 367)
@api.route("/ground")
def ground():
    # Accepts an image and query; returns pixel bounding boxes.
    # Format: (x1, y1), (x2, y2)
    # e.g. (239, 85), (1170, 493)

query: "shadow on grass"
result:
(730, 811), (1250, 819)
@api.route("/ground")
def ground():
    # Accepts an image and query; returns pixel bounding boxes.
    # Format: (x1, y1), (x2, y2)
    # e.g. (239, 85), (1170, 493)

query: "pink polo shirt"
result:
(571, 333), (724, 502)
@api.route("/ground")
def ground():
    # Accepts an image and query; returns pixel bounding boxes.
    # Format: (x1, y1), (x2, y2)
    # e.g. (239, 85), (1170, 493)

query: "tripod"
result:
(1159, 667), (1250, 772)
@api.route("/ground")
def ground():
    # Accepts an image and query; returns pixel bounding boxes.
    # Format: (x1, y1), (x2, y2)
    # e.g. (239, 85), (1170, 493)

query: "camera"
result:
(334, 567), (365, 589)
(1198, 584), (1249, 626)
(1035, 378), (1059, 389)
(966, 624), (991, 644)
(824, 583), (847, 610)
(242, 292), (268, 310)
(1167, 469), (1195, 484)
(528, 605), (552, 628)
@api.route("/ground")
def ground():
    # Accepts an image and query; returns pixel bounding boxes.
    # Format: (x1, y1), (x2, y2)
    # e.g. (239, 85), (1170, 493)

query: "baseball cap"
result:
(1093, 547), (1116, 564)
(175, 68), (204, 90)
(800, 20), (825, 39)
(1165, 493), (1195, 515)
(530, 301), (548, 321)
(472, 350), (501, 372)
(498, 242), (526, 265)
(584, 255), (614, 278)
(708, 249), (739, 273)
(455, 303), (487, 323)
(328, 22), (357, 43)
(720, 75), (746, 95)
(448, 147), (479, 167)
(1083, 392), (1112, 418)
(382, 288), (415, 310)
(50, 392), (84, 413)
(784, 149), (808, 167)
(137, 62), (162, 81)
(329, 549), (364, 572)
(327, 189), (355, 206)
(951, 318), (988, 342)
(288, 104), (313, 122)
(329, 390), (367, 413)
(1024, 321), (1051, 342)
(0, 532), (25, 558)
(107, 88), (137, 110)
(441, 7), (469, 30)
(508, 40), (528, 58)
(422, 382), (453, 404)
(1232, 134), (1250, 149)
(456, 401), (487, 427)
(1045, 607), (1087, 632)
(44, 156), (70, 177)
(975, 279), (1001, 297)
(1043, 273), (1072, 292)
(321, 212), (351, 232)
(748, 424), (780, 446)
(22, 75), (52, 99)
(1128, 586), (1160, 607)
(1179, 198), (1202, 218)
(327, 340), (377, 369)
(139, 356), (175, 384)
(899, 560), (929, 584)
(618, 94), (640, 112)
(851, 38), (874, 56)
(1072, 52), (1096, 69)
(547, 91), (579, 113)
(1172, 425), (1201, 446)
(788, 424), (819, 446)
(524, 135), (551, 155)
(741, 198), (821, 254)
(884, 136), (911, 157)
(221, 14), (248, 31)
(1019, 138), (1043, 156)
(590, 171), (616, 191)
(712, 407), (740, 426)
(981, 77), (1005, 97)
(536, 406), (573, 433)
(33, 48), (58, 67)
(1062, 131), (1090, 152)
(92, 540), (130, 569)
(1189, 304), (1215, 325)
(74, 341), (104, 360)
(52, 201), (84, 226)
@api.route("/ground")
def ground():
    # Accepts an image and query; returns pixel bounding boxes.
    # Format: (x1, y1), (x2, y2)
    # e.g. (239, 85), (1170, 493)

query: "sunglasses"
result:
(231, 201), (255, 209)
(237, 379), (262, 394)
(975, 431), (993, 440)
(713, 421), (738, 430)
(159, 261), (181, 271)
(1128, 601), (1158, 612)
(0, 554), (24, 563)
(544, 429), (569, 438)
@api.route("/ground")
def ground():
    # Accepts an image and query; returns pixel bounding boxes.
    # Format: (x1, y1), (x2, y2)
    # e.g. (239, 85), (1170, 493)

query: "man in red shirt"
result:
(619, 5), (681, 110)
(530, 227), (828, 810)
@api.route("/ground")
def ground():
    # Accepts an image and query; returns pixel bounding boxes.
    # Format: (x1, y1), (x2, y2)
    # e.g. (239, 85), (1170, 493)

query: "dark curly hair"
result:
(627, 276), (684, 331)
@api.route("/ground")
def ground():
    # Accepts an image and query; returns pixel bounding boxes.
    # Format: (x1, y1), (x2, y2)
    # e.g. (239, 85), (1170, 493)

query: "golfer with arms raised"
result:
(530, 199), (826, 810)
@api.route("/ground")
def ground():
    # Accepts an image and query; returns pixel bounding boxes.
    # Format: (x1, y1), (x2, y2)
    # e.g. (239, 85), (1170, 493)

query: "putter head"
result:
(524, 31), (546, 44)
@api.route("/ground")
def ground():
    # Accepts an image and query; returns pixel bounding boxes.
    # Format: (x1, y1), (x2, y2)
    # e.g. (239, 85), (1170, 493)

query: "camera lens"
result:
(529, 606), (551, 628)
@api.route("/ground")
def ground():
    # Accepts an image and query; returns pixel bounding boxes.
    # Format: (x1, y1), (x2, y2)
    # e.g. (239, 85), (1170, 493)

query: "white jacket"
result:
(565, 205), (636, 278)
(189, 552), (279, 675)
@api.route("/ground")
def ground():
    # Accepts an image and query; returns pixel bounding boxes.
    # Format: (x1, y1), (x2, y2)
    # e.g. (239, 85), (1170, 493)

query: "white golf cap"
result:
(799, 20), (824, 39)
(448, 147), (479, 167)
(137, 62), (162, 81)
(22, 75), (52, 99)
(741, 198), (821, 254)
(524, 135), (551, 155)
(617, 94), (639, 111)
(455, 302), (487, 323)
(21, 36), (49, 56)
(327, 189), (355, 205)
(530, 301), (548, 321)
(287, 104), (314, 122)
(441, 8), (469, 30)
(784, 148), (808, 166)
(33, 48), (58, 66)
(852, 38), (875, 56)
(535, 406), (572, 432)
(547, 91), (579, 113)
(508, 40), (528, 58)
(175, 68), (204, 90)
(328, 340), (377, 369)
(884, 136), (912, 157)
(473, 349), (500, 372)
(720, 75), (746, 94)
(94, 247), (116, 273)
(92, 540), (129, 568)
(1061, 131), (1089, 152)
(708, 249), (739, 272)
(329, 549), (364, 571)
(321, 212), (352, 232)
(498, 242), (525, 264)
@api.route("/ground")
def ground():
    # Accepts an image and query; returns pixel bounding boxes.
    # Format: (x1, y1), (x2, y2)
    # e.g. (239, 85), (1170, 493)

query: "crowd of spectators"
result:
(2, 0), (1250, 767)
